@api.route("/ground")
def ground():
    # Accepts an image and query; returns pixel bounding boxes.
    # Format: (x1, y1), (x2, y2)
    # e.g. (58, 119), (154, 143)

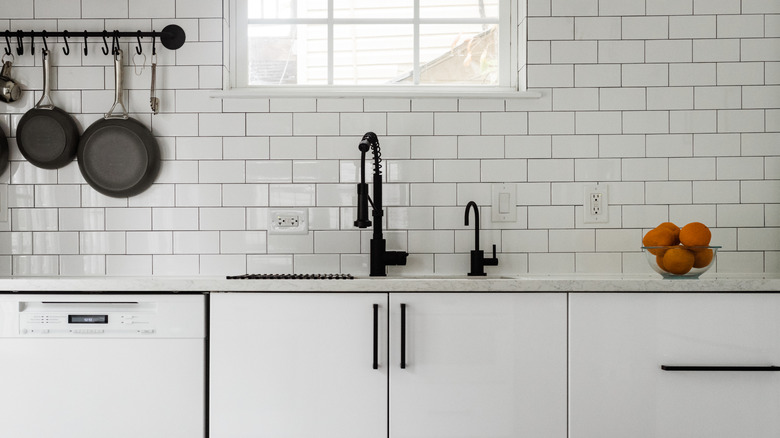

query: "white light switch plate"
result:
(491, 183), (517, 222)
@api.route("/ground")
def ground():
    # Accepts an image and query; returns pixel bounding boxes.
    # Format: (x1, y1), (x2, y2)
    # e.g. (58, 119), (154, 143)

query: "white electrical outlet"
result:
(583, 184), (609, 224)
(269, 209), (309, 234)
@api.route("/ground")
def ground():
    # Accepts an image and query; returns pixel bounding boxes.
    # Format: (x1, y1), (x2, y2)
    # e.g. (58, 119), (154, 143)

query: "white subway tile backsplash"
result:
(458, 136), (504, 158)
(173, 231), (220, 254)
(58, 208), (104, 231)
(693, 180), (741, 203)
(528, 159), (574, 182)
(527, 17), (574, 41)
(529, 206), (574, 229)
(552, 135), (598, 158)
(434, 160), (480, 182)
(80, 232), (126, 254)
(269, 184), (316, 206)
(529, 253), (574, 273)
(126, 231), (173, 254)
(269, 137), (317, 159)
(623, 111), (669, 134)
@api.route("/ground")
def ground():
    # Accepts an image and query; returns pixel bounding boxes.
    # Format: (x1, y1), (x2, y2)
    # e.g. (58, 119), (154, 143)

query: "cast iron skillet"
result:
(77, 49), (160, 198)
(16, 49), (80, 169)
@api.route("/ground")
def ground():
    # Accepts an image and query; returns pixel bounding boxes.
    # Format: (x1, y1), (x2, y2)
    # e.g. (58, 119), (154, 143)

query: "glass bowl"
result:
(641, 246), (721, 279)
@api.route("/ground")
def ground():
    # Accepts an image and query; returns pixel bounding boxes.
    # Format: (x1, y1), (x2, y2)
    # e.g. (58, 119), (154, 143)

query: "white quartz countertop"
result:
(0, 274), (778, 292)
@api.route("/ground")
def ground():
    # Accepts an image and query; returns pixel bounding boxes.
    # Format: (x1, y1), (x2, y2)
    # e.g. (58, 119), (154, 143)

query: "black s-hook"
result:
(41, 30), (49, 52)
(62, 30), (70, 55)
(4, 31), (11, 56)
(101, 30), (109, 55)
(112, 30), (120, 55)
(136, 30), (143, 55)
(83, 30), (89, 56)
(16, 30), (23, 55)
(151, 31), (157, 56)
(29, 30), (34, 55)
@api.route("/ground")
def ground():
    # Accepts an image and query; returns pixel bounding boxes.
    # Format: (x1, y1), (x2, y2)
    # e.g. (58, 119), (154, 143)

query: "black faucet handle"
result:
(484, 244), (499, 266)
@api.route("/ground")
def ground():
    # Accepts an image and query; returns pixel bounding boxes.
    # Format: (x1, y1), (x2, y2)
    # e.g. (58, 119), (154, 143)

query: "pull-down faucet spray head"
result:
(354, 132), (377, 228)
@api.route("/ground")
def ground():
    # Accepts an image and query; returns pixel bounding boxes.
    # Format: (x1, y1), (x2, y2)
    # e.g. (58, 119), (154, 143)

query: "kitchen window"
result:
(228, 0), (522, 96)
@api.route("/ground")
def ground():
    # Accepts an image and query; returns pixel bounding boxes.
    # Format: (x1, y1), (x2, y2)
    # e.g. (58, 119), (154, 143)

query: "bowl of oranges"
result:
(641, 222), (720, 279)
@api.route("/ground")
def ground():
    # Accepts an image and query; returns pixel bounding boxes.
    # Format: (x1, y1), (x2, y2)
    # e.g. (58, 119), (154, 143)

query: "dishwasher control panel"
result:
(18, 302), (157, 337)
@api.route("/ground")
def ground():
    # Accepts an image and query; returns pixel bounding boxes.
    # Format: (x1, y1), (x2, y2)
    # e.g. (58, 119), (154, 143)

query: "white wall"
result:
(0, 0), (778, 277)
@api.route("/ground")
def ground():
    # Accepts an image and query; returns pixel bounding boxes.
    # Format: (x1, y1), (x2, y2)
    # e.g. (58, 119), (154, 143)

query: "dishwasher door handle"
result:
(661, 365), (780, 372)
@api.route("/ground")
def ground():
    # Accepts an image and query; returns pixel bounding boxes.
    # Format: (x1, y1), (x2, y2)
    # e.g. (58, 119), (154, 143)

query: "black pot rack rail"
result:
(3, 24), (185, 57)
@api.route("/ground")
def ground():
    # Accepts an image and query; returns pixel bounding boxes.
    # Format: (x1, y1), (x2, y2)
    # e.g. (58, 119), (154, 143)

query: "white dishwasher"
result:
(0, 293), (205, 438)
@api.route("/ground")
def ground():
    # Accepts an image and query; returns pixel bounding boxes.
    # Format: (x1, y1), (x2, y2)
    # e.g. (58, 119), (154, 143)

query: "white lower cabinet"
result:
(209, 292), (567, 438)
(569, 293), (780, 438)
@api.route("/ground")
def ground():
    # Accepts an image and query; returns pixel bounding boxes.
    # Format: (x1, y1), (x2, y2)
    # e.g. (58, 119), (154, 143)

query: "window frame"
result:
(226, 0), (526, 97)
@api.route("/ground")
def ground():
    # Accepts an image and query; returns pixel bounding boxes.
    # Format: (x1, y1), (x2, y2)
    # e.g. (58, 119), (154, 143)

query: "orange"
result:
(656, 222), (680, 245)
(693, 248), (714, 268)
(643, 227), (676, 255)
(679, 222), (711, 247)
(662, 247), (695, 275)
(655, 254), (667, 272)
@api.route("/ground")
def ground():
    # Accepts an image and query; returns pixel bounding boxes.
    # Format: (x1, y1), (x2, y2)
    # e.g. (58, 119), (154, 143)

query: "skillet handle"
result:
(105, 49), (129, 120)
(35, 49), (55, 110)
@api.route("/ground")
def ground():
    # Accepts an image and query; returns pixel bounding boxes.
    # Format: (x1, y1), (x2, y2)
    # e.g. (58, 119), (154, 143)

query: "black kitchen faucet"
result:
(354, 132), (408, 276)
(465, 201), (499, 276)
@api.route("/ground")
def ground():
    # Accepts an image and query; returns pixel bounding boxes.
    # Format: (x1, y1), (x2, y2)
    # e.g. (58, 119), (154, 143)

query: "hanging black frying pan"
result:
(0, 126), (8, 174)
(16, 49), (80, 169)
(77, 49), (160, 197)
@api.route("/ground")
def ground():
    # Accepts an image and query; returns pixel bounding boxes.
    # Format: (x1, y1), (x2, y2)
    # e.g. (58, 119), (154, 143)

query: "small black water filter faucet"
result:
(354, 132), (408, 276)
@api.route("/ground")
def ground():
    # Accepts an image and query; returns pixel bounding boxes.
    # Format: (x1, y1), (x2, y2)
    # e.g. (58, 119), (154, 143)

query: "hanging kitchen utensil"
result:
(77, 49), (160, 197)
(0, 53), (22, 103)
(0, 126), (8, 174)
(16, 49), (80, 169)
(150, 53), (159, 114)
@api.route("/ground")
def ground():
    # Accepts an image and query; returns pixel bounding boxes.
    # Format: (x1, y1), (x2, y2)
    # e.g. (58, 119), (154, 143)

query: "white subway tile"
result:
(199, 255), (245, 276)
(693, 180), (740, 203)
(267, 234), (314, 254)
(575, 159), (621, 181)
(717, 62), (765, 86)
(410, 135), (458, 159)
(128, 184), (175, 207)
(576, 112), (622, 135)
(552, 135), (598, 158)
(622, 17), (668, 40)
(528, 158), (574, 182)
(743, 86), (780, 109)
(317, 184), (355, 207)
(575, 64), (621, 87)
(622, 158), (669, 181)
(176, 137), (222, 160)
(693, 39), (740, 62)
(548, 229), (594, 252)
(459, 99), (504, 112)
(293, 160), (340, 183)
(622, 64), (668, 87)
(669, 158), (716, 180)
(246, 113), (293, 136)
(458, 136), (504, 158)
(433, 113), (480, 136)
(622, 205), (670, 228)
(81, 0), (128, 18)
(269, 137), (317, 159)
(767, 204), (780, 227)
(246, 161), (292, 183)
(433, 160), (480, 182)
(246, 254), (293, 274)
(596, 229), (641, 252)
(130, 0), (175, 18)
(175, 0), (222, 17)
(623, 111), (669, 134)
(519, 183), (553, 206)
(669, 16), (715, 40)
(13, 255), (58, 276)
(529, 112), (575, 135)
(717, 157), (764, 180)
(340, 112), (387, 136)
(223, 97), (269, 113)
(199, 161), (246, 183)
(410, 183), (456, 206)
(34, 185), (80, 208)
(743, 0), (780, 13)
(528, 0), (551, 16)
(155, 161), (198, 183)
(4, 0), (33, 18)
(223, 184), (269, 207)
(600, 88), (646, 110)
(11, 162), (58, 185)
(551, 41), (597, 64)
(200, 208), (245, 230)
(738, 228), (780, 251)
(150, 113), (199, 137)
(694, 86), (741, 109)
(529, 206), (574, 229)
(60, 255), (104, 276)
(199, 113), (245, 137)
(553, 88), (598, 111)
(527, 65), (574, 88)
(718, 110), (765, 133)
(293, 113), (339, 136)
(647, 0), (693, 15)
(717, 204), (764, 227)
(670, 110), (717, 134)
(80, 232), (126, 254)
(716, 252), (764, 274)
(575, 17), (621, 40)
(363, 98), (410, 112)
(646, 181), (693, 204)
(269, 184), (316, 206)
(693, 0), (741, 14)
(152, 207), (199, 230)
(743, 133), (780, 156)
(59, 208), (104, 231)
(718, 15), (764, 39)
(481, 112), (528, 135)
(576, 253), (622, 274)
(293, 254), (340, 273)
(646, 40), (692, 63)
(175, 184), (222, 207)
(506, 135), (552, 158)
(387, 207), (434, 230)
(218, 231), (266, 254)
(599, 135), (645, 157)
(408, 230), (454, 254)
(387, 160), (433, 183)
(173, 231), (220, 254)
(106, 208), (151, 231)
(767, 157), (780, 179)
(481, 160), (527, 182)
(599, 0), (644, 16)
(126, 231), (173, 254)
(529, 253), (574, 274)
(412, 98), (458, 112)
(224, 137), (269, 160)
(552, 0), (597, 16)
(33, 232), (78, 255)
(527, 17), (574, 40)
(647, 134), (693, 157)
(314, 231), (360, 254)
(456, 183), (491, 206)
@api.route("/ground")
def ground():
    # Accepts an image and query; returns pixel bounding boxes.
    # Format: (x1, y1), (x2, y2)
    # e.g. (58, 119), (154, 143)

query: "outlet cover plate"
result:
(583, 184), (609, 224)
(269, 208), (309, 234)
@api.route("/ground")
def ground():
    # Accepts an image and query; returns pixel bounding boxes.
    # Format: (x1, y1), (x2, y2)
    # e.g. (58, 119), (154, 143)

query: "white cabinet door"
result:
(569, 293), (780, 438)
(210, 293), (388, 438)
(388, 293), (567, 438)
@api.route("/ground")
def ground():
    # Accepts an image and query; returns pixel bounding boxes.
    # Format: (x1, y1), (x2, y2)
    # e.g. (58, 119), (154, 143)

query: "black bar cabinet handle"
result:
(400, 303), (407, 369)
(372, 304), (379, 370)
(662, 365), (780, 372)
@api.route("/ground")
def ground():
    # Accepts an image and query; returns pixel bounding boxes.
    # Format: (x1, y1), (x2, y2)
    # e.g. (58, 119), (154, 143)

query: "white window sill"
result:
(210, 86), (542, 100)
